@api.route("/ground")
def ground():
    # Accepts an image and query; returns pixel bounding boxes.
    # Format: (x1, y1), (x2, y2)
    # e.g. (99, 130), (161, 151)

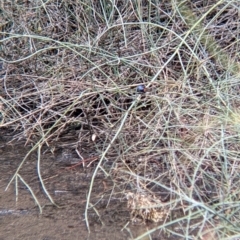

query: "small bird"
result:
(136, 85), (146, 93)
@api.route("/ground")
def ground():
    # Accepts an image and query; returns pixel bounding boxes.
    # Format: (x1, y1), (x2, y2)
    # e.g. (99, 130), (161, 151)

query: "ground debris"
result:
(126, 192), (168, 223)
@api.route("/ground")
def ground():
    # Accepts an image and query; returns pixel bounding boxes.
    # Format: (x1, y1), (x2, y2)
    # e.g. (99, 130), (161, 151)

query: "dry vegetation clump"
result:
(1, 0), (240, 239)
(126, 192), (169, 223)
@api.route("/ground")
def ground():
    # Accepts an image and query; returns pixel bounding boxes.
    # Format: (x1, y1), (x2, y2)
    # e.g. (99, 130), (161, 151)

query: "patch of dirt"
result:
(0, 138), (164, 240)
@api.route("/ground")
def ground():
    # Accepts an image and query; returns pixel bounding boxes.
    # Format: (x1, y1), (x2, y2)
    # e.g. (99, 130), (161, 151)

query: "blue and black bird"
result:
(136, 85), (146, 93)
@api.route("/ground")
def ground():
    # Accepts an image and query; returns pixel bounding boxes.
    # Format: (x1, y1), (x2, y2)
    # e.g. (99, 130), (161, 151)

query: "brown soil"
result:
(0, 137), (163, 240)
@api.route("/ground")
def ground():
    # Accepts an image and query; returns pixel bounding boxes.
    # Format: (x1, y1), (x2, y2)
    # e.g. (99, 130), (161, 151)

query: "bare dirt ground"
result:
(0, 136), (164, 240)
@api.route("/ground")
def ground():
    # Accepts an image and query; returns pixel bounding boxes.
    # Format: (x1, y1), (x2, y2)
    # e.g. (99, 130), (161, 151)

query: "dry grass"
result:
(1, 0), (240, 239)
